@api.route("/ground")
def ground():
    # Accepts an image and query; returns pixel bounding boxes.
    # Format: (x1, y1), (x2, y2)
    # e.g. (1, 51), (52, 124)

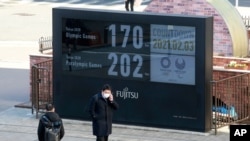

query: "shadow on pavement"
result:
(0, 68), (30, 111)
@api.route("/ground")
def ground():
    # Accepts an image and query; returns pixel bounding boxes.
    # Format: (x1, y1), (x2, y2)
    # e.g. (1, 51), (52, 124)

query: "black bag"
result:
(42, 115), (61, 141)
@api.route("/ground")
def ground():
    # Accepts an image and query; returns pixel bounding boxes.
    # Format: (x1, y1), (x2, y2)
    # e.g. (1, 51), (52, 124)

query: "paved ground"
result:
(1, 0), (250, 140)
(0, 0), (149, 41)
(0, 107), (230, 141)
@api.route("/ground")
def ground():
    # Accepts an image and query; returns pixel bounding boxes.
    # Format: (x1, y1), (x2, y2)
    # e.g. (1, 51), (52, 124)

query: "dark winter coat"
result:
(37, 112), (65, 141)
(88, 93), (119, 136)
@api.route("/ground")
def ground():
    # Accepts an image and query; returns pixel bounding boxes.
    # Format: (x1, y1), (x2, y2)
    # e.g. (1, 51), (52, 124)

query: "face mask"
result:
(103, 93), (110, 98)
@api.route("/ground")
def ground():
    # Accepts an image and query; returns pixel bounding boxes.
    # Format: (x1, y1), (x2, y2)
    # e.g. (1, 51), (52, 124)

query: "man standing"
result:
(88, 84), (119, 141)
(125, 0), (135, 11)
(37, 103), (65, 141)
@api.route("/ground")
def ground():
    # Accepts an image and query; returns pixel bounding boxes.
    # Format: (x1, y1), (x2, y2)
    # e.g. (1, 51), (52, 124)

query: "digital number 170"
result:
(108, 24), (143, 49)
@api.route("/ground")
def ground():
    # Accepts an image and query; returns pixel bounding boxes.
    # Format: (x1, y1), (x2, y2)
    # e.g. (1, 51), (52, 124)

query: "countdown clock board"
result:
(53, 7), (213, 132)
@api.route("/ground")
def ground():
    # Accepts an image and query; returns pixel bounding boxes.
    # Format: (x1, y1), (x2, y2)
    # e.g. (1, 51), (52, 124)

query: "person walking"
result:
(88, 84), (119, 141)
(125, 0), (135, 11)
(37, 103), (65, 141)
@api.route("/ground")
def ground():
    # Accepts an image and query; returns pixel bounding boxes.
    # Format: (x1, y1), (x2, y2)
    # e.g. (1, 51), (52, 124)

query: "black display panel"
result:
(62, 20), (151, 82)
(62, 20), (196, 84)
(53, 8), (213, 132)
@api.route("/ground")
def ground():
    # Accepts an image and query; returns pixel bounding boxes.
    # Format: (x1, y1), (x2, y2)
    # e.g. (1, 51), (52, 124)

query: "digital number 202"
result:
(108, 53), (143, 78)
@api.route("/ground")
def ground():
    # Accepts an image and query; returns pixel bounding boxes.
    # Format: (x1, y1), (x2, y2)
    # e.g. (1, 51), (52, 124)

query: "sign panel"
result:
(53, 8), (213, 132)
(62, 20), (150, 82)
(150, 24), (195, 85)
(62, 20), (196, 85)
(230, 125), (250, 141)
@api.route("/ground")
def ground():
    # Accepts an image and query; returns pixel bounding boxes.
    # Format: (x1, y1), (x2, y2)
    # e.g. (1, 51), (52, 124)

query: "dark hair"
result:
(102, 84), (112, 91)
(46, 103), (54, 111)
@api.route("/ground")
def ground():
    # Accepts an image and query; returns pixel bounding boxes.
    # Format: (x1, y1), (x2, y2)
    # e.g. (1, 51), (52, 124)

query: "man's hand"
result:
(109, 94), (113, 102)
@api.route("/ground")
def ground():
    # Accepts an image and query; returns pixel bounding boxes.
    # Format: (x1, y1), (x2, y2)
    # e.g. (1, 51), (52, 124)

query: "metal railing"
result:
(211, 73), (250, 134)
(31, 59), (53, 118)
(38, 36), (52, 53)
(242, 16), (250, 29)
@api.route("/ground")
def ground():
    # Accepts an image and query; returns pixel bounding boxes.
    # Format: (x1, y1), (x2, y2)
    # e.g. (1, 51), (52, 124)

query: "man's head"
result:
(102, 84), (112, 98)
(46, 103), (55, 112)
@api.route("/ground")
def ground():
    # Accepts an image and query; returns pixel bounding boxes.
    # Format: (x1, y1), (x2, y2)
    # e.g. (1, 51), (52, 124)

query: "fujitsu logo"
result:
(116, 87), (139, 100)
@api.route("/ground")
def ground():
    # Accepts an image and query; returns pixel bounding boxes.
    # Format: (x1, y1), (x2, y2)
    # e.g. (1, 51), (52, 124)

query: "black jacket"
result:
(37, 112), (65, 141)
(88, 93), (119, 136)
